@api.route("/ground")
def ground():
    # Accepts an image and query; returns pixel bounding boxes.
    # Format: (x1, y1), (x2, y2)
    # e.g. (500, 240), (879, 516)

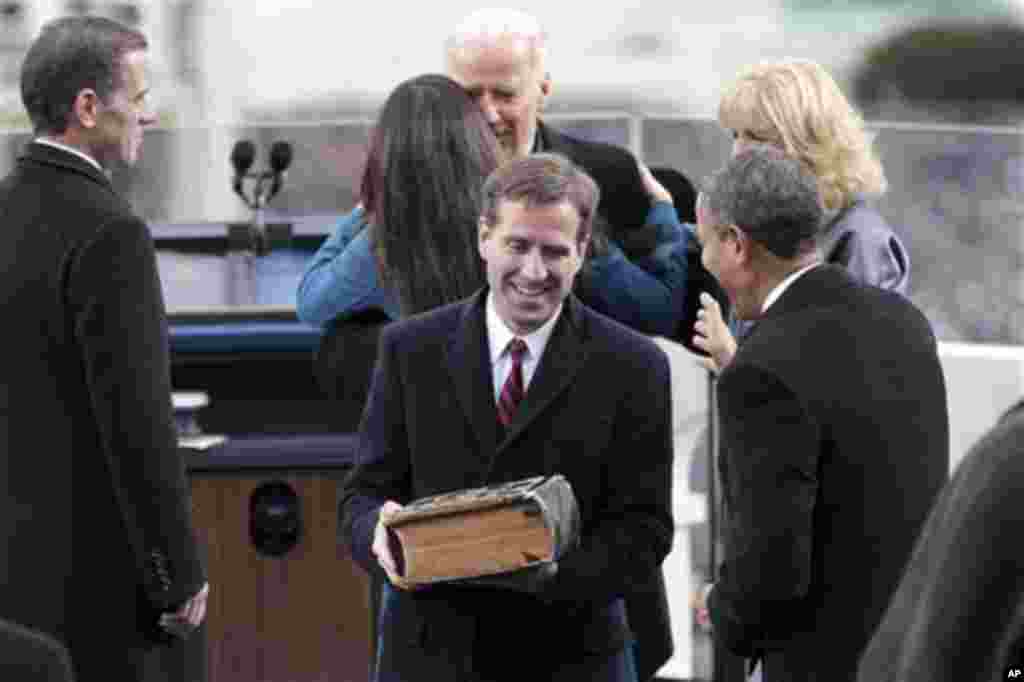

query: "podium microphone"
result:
(230, 139), (256, 198)
(267, 141), (293, 201)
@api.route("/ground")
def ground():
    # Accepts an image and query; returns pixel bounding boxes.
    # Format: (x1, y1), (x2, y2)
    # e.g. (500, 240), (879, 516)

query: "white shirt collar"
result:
(485, 291), (561, 367)
(762, 262), (821, 313)
(34, 137), (104, 173)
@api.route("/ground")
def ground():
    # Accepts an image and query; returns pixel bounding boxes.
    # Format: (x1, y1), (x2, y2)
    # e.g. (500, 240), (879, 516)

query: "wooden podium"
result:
(186, 435), (372, 682)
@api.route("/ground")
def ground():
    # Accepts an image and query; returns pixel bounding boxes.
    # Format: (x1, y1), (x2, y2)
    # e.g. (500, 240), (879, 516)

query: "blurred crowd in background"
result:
(0, 0), (1021, 346)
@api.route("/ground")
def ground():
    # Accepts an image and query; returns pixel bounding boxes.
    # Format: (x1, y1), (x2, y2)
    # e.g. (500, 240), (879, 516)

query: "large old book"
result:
(382, 475), (579, 589)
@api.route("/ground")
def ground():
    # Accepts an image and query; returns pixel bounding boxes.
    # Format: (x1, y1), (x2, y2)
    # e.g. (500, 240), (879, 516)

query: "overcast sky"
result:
(169, 0), (1024, 121)
(196, 1), (793, 117)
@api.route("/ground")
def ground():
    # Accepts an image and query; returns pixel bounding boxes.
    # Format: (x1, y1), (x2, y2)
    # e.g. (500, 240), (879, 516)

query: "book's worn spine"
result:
(526, 475), (581, 560)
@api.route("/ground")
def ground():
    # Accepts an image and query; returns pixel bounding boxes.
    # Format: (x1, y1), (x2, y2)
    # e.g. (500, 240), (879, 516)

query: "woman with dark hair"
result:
(297, 73), (501, 322)
(298, 73), (694, 340)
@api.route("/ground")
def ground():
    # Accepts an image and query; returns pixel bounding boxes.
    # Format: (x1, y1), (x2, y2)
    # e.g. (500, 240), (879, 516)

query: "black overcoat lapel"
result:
(444, 291), (502, 480)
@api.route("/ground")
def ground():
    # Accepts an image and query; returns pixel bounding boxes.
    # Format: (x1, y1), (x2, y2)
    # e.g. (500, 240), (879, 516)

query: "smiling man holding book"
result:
(340, 152), (675, 682)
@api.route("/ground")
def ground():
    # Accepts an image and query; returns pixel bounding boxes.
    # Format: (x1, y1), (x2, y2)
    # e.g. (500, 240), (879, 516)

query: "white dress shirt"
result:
(761, 262), (821, 314)
(34, 137), (104, 173)
(485, 293), (561, 404)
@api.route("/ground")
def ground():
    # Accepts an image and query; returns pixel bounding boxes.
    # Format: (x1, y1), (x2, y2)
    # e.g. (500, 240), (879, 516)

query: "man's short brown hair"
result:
(480, 152), (599, 246)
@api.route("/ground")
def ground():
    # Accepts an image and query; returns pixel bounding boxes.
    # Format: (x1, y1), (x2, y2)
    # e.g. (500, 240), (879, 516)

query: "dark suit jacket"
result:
(708, 265), (948, 682)
(0, 143), (206, 681)
(857, 400), (1024, 682)
(537, 121), (674, 679)
(340, 290), (674, 681)
(0, 619), (75, 682)
(536, 121), (650, 244)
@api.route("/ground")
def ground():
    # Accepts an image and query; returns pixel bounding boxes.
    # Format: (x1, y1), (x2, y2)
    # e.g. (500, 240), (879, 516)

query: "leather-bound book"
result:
(382, 475), (579, 589)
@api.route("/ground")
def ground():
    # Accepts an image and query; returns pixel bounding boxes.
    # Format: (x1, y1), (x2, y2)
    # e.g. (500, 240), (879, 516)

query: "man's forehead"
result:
(449, 35), (538, 74)
(496, 198), (580, 231)
(451, 31), (537, 52)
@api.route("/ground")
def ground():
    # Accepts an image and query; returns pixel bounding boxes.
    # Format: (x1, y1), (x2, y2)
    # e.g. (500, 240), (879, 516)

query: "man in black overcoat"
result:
(857, 398), (1024, 682)
(692, 146), (948, 681)
(341, 153), (674, 682)
(444, 12), (678, 676)
(0, 16), (208, 681)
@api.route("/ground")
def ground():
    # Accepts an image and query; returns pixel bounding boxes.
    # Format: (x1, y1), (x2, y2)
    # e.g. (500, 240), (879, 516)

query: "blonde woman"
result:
(694, 59), (909, 371)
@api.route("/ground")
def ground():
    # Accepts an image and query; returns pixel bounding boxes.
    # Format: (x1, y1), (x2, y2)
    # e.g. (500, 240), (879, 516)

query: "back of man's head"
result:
(704, 145), (823, 260)
(21, 15), (147, 136)
(446, 8), (547, 73)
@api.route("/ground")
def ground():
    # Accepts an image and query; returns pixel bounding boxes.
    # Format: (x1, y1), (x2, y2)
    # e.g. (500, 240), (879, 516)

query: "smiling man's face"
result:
(478, 197), (587, 334)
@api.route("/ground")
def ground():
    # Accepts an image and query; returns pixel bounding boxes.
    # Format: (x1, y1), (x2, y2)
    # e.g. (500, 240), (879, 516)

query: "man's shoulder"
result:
(579, 301), (668, 370)
(18, 147), (126, 205)
(0, 153), (136, 238)
(540, 122), (637, 173)
(739, 267), (936, 373)
(382, 297), (470, 344)
(834, 266), (929, 334)
(784, 264), (918, 320)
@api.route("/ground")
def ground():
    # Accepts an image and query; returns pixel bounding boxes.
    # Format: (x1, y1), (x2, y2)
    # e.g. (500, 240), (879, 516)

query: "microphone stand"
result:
(227, 140), (293, 306)
(226, 175), (277, 307)
(250, 173), (271, 254)
(232, 170), (277, 255)
(229, 140), (294, 258)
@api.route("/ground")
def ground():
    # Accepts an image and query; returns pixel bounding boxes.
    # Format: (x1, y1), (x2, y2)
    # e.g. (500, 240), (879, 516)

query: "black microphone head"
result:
(269, 141), (293, 174)
(231, 140), (256, 176)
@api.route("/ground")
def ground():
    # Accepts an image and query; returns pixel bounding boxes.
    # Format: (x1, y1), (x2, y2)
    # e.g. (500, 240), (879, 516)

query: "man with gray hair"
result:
(445, 8), (691, 342)
(692, 146), (947, 681)
(0, 15), (207, 681)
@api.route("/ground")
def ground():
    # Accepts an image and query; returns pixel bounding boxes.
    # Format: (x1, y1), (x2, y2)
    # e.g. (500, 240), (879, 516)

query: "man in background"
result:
(446, 7), (690, 343)
(0, 15), (207, 681)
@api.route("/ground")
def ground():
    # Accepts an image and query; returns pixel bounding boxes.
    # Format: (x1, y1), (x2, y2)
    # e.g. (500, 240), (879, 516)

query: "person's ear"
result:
(538, 73), (552, 109)
(728, 226), (754, 265)
(577, 232), (591, 261)
(478, 218), (492, 256)
(73, 89), (101, 129)
(696, 193), (710, 226)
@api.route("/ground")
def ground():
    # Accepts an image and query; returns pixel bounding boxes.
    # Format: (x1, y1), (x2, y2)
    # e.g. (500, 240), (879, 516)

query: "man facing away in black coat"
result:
(692, 146), (948, 681)
(857, 398), (1024, 682)
(0, 15), (208, 681)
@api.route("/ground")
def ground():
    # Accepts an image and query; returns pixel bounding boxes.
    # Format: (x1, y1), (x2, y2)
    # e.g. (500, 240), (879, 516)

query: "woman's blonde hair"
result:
(718, 59), (886, 211)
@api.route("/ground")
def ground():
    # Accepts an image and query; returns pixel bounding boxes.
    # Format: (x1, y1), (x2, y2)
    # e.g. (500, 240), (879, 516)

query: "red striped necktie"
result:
(497, 338), (528, 427)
